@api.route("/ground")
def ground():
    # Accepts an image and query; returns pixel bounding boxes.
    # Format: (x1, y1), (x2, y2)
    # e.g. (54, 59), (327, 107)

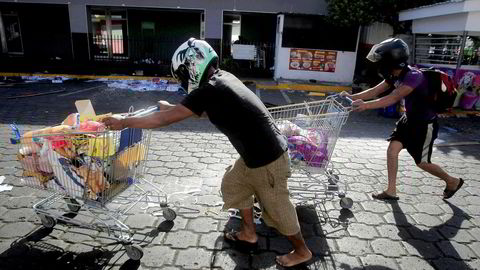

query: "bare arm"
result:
(350, 80), (390, 101)
(123, 104), (194, 129)
(102, 104), (194, 130)
(353, 84), (414, 112)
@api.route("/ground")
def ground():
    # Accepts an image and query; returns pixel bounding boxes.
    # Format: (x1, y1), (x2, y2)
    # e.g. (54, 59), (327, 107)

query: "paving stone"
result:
(66, 243), (95, 253)
(142, 246), (175, 267)
(383, 212), (415, 226)
(350, 183), (377, 195)
(62, 230), (95, 243)
(352, 211), (384, 225)
(469, 242), (480, 258)
(361, 201), (390, 213)
(0, 222), (34, 238)
(196, 195), (223, 207)
(175, 248), (212, 269)
(198, 232), (228, 250)
(336, 237), (370, 256)
(164, 230), (199, 249)
(436, 240), (477, 260)
(361, 254), (398, 270)
(1, 208), (37, 222)
(467, 259), (480, 270)
(376, 224), (411, 240)
(413, 203), (445, 215)
(371, 238), (406, 257)
(411, 213), (444, 227)
(401, 239), (443, 259)
(331, 253), (363, 269)
(436, 225), (476, 243)
(390, 202), (417, 214)
(432, 257), (473, 270)
(147, 167), (171, 175)
(170, 168), (195, 177)
(124, 213), (157, 229)
(210, 249), (250, 269)
(187, 217), (219, 233)
(397, 256), (435, 270)
(347, 223), (379, 239)
(406, 225), (443, 242)
(2, 196), (38, 209)
(465, 195), (480, 205)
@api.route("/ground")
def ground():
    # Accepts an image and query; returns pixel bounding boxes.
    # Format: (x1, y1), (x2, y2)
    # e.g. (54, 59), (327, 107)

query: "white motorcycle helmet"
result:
(171, 38), (218, 93)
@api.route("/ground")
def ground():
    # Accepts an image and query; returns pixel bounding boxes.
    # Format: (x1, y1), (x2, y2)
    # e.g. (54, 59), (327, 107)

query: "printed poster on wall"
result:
(289, 49), (337, 72)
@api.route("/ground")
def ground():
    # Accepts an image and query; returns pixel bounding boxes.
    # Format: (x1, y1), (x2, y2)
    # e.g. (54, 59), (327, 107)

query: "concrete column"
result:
(204, 7), (223, 60)
(68, 3), (90, 62)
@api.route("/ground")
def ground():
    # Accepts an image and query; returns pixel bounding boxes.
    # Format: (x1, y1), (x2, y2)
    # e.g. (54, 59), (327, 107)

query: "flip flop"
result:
(372, 191), (399, 201)
(275, 254), (312, 268)
(224, 231), (258, 253)
(444, 178), (464, 199)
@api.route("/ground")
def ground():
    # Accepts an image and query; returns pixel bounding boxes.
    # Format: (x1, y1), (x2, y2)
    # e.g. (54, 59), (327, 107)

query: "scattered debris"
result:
(106, 79), (181, 92)
(0, 176), (13, 192)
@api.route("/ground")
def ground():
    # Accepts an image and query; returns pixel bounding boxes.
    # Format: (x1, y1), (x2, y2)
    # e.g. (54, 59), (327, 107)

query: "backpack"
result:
(420, 67), (458, 112)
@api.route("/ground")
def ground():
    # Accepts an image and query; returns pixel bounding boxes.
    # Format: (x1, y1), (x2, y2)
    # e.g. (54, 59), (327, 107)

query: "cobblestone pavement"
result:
(0, 81), (479, 270)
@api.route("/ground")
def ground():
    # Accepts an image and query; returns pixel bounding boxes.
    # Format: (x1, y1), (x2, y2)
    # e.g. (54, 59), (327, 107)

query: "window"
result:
(0, 10), (23, 54)
(90, 8), (128, 59)
(413, 34), (480, 66)
(282, 15), (358, 52)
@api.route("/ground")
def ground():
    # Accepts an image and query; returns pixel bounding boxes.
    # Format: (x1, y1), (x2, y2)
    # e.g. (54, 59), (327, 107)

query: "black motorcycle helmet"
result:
(366, 38), (410, 81)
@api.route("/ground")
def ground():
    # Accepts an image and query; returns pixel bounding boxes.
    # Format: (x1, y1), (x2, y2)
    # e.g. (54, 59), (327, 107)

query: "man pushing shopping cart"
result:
(103, 38), (312, 267)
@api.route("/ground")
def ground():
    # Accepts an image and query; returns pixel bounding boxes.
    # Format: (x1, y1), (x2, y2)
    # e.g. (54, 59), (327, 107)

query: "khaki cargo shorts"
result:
(221, 152), (300, 236)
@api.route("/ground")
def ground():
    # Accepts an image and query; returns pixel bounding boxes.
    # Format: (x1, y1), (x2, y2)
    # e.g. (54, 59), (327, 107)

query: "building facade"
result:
(0, 0), (361, 83)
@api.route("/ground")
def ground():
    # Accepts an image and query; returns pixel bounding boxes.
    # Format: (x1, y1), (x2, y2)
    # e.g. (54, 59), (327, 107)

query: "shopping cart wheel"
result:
(65, 198), (81, 213)
(339, 197), (353, 209)
(163, 208), (177, 221)
(39, 214), (56, 228)
(125, 244), (143, 260)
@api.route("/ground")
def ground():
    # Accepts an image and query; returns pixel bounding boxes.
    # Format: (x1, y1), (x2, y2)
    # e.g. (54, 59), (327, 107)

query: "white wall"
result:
(466, 11), (480, 32)
(274, 14), (358, 84)
(274, 48), (357, 83)
(412, 13), (468, 34)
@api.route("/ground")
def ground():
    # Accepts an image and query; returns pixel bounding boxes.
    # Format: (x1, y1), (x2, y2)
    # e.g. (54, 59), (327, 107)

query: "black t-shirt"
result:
(181, 70), (287, 168)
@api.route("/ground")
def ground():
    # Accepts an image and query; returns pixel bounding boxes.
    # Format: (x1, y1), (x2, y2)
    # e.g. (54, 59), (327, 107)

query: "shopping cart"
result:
(268, 95), (353, 225)
(10, 106), (176, 260)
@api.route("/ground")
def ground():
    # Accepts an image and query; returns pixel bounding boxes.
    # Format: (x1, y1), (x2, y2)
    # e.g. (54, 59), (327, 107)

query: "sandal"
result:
(224, 231), (258, 253)
(372, 191), (399, 201)
(444, 178), (464, 199)
(275, 253), (312, 268)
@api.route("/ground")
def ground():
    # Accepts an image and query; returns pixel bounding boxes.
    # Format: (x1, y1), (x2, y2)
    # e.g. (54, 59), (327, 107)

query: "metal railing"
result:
(89, 35), (185, 65)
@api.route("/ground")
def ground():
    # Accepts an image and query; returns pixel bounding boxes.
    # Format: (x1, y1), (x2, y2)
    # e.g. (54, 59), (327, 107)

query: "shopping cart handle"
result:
(127, 105), (160, 117)
(331, 94), (353, 106)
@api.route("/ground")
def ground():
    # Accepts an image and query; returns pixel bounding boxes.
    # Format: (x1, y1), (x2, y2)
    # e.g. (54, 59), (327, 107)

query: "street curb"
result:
(1, 72), (350, 93)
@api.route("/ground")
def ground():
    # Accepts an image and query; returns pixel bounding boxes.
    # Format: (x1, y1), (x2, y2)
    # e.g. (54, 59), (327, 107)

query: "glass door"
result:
(0, 10), (24, 54)
(91, 8), (127, 59)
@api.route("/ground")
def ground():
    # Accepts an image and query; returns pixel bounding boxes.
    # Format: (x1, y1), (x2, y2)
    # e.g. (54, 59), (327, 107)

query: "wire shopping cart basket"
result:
(268, 95), (353, 225)
(10, 106), (176, 260)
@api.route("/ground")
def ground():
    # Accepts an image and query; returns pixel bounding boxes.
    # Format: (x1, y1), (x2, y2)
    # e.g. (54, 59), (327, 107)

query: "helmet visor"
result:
(366, 44), (382, 63)
(172, 64), (190, 92)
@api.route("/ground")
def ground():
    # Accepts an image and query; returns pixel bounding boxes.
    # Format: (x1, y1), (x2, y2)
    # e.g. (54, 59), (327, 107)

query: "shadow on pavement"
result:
(0, 226), (115, 270)
(0, 218), (175, 270)
(210, 204), (345, 270)
(390, 200), (472, 269)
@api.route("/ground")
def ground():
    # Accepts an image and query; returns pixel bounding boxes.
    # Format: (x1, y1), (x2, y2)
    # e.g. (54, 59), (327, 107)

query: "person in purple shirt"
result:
(343, 38), (464, 200)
